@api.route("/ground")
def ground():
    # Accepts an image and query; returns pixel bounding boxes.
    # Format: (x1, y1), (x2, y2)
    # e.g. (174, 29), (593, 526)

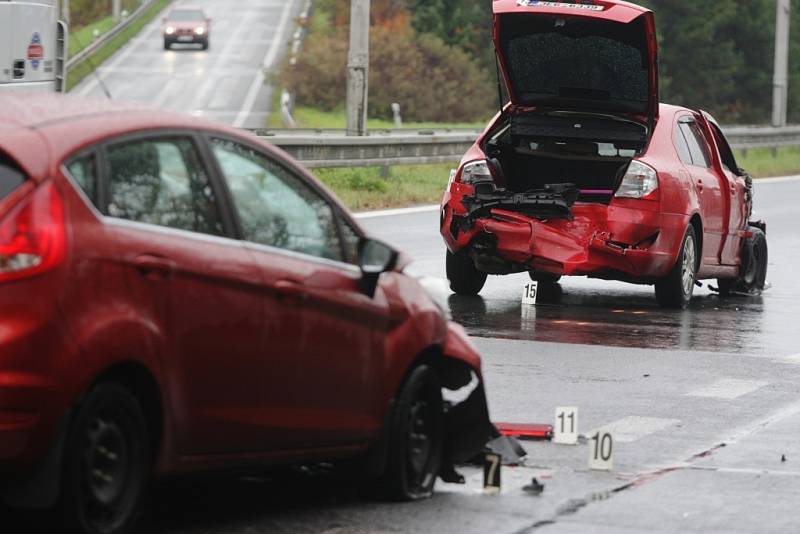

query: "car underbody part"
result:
(485, 435), (527, 466)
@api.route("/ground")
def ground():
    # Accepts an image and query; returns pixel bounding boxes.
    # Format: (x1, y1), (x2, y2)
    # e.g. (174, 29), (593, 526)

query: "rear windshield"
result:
(168, 9), (205, 21)
(0, 157), (26, 201)
(500, 14), (651, 113)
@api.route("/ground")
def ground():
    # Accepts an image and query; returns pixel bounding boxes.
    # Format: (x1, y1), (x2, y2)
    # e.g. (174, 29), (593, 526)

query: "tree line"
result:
(282, 0), (799, 124)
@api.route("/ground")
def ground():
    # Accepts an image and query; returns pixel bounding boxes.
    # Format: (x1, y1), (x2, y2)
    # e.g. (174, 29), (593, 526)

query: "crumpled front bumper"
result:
(442, 196), (686, 279)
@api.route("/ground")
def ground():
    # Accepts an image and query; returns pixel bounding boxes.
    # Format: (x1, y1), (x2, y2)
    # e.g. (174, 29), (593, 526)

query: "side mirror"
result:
(358, 237), (398, 297)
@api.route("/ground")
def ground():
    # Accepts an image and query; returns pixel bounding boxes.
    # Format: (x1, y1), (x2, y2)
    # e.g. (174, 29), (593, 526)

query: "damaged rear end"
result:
(442, 0), (674, 281)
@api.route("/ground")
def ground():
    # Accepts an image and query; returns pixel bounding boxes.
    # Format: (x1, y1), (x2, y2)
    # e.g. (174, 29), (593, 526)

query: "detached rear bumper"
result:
(442, 199), (686, 280)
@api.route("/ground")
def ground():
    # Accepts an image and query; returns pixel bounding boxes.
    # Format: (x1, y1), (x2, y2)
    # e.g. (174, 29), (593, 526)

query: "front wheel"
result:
(655, 226), (698, 309)
(717, 227), (768, 295)
(446, 250), (487, 296)
(529, 271), (562, 285)
(61, 383), (150, 534)
(380, 365), (444, 500)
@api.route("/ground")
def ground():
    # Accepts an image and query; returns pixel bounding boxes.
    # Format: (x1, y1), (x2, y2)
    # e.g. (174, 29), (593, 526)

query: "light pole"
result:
(113, 0), (122, 22)
(772, 0), (791, 127)
(62, 0), (69, 25)
(346, 0), (370, 136)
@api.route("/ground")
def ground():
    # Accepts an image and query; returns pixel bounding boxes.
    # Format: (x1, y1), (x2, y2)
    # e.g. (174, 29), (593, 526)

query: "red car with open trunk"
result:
(440, 0), (768, 308)
(0, 94), (492, 534)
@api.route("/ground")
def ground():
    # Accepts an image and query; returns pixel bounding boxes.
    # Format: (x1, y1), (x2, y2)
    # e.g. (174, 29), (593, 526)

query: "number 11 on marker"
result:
(553, 407), (578, 445)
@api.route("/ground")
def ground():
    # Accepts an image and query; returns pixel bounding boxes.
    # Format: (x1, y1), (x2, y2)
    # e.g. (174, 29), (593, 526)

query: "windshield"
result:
(500, 14), (651, 114)
(168, 9), (205, 22)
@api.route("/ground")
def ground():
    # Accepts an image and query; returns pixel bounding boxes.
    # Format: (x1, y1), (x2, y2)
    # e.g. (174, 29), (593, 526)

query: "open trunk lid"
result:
(493, 0), (659, 128)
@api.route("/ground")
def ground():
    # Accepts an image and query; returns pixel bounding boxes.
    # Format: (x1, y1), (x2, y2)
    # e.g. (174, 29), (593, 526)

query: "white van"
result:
(0, 0), (67, 92)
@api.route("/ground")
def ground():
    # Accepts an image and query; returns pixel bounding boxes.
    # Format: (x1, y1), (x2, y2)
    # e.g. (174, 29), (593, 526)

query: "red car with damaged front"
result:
(0, 94), (492, 534)
(441, 0), (768, 308)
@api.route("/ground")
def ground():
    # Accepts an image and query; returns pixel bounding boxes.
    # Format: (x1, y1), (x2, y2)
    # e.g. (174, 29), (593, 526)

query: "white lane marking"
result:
(233, 0), (294, 128)
(687, 379), (768, 400)
(355, 204), (439, 219)
(755, 175), (800, 184)
(780, 353), (800, 365)
(589, 416), (681, 443)
(152, 79), (179, 110)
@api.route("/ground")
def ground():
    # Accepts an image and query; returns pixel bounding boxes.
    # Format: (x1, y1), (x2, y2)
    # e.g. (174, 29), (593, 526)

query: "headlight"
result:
(459, 160), (494, 185)
(615, 160), (659, 199)
(165, 26), (175, 35)
(417, 277), (451, 320)
(195, 27), (206, 35)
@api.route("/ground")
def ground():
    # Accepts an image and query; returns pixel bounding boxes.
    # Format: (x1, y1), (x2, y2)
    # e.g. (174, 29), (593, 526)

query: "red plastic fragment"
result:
(495, 422), (553, 441)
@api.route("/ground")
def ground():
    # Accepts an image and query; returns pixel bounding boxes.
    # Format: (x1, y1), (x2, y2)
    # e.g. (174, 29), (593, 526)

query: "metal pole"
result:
(772, 0), (791, 127)
(346, 0), (370, 136)
(62, 0), (69, 25)
(112, 0), (122, 22)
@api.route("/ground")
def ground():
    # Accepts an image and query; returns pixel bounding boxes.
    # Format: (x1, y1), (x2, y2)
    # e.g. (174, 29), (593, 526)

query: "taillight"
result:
(615, 160), (659, 199)
(0, 182), (66, 283)
(456, 160), (494, 185)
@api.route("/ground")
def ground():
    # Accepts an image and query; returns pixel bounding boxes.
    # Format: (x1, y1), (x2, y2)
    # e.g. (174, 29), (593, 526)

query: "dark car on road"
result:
(163, 6), (210, 50)
(441, 0), (768, 309)
(0, 94), (492, 534)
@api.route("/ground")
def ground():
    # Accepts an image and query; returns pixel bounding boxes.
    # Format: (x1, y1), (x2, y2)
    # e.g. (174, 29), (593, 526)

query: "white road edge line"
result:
(587, 416), (681, 444)
(687, 378), (768, 400)
(755, 174), (800, 184)
(355, 205), (439, 219)
(233, 1), (293, 128)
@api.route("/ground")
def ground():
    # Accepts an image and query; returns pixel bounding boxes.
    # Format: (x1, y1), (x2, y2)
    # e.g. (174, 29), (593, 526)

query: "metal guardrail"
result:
(253, 126), (799, 168)
(66, 0), (159, 71)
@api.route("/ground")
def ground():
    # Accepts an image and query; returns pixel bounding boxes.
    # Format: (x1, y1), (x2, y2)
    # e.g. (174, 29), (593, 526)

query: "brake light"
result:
(0, 182), (66, 283)
(615, 160), (659, 199)
(456, 160), (494, 185)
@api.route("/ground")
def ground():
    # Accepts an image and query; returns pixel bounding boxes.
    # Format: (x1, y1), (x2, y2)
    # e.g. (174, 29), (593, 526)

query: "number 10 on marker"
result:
(553, 407), (578, 445)
(588, 431), (614, 471)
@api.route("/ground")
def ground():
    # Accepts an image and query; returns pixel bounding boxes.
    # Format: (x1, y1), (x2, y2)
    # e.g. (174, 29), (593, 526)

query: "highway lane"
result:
(7, 179), (799, 533)
(72, 0), (304, 127)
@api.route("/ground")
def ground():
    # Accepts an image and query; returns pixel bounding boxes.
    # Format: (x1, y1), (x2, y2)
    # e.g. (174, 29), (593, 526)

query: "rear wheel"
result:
(201, 39), (209, 50)
(61, 383), (150, 534)
(655, 226), (698, 309)
(717, 227), (768, 295)
(446, 250), (487, 296)
(529, 271), (562, 285)
(163, 39), (171, 50)
(380, 365), (444, 500)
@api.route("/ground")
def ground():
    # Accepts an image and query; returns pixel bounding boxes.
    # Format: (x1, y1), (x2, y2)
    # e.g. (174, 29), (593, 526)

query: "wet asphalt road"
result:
(72, 0), (304, 127)
(7, 179), (800, 532)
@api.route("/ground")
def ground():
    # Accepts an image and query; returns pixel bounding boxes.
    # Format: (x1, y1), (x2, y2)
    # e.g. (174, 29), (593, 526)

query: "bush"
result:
(282, 26), (495, 123)
(70, 0), (142, 28)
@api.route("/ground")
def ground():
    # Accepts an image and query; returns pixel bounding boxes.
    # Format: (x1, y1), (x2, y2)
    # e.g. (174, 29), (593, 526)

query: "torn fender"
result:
(441, 322), (493, 466)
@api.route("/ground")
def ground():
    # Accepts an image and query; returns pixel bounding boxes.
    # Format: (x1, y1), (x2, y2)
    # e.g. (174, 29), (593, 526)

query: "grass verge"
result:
(737, 146), (800, 178)
(66, 0), (173, 91)
(314, 163), (455, 212)
(69, 16), (116, 57)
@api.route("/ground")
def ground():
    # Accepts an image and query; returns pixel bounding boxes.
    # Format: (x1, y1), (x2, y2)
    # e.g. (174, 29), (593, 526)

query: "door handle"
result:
(273, 280), (307, 300)
(696, 179), (704, 193)
(134, 254), (176, 280)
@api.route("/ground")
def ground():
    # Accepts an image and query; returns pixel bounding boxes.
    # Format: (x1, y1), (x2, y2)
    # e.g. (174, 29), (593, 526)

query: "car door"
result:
(102, 134), (272, 456)
(676, 115), (725, 266)
(701, 115), (749, 266)
(208, 136), (392, 450)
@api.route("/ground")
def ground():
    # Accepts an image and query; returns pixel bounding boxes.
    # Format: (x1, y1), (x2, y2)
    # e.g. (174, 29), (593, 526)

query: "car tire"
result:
(380, 365), (444, 501)
(655, 225), (698, 309)
(163, 39), (171, 50)
(717, 226), (768, 296)
(446, 250), (487, 296)
(201, 39), (209, 50)
(60, 383), (150, 534)
(529, 271), (562, 285)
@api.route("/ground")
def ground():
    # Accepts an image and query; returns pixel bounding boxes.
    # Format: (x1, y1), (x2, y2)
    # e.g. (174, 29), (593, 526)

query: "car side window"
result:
(679, 120), (712, 168)
(106, 137), (225, 237)
(339, 217), (362, 265)
(65, 153), (98, 206)
(709, 123), (740, 174)
(673, 127), (693, 166)
(210, 138), (344, 262)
